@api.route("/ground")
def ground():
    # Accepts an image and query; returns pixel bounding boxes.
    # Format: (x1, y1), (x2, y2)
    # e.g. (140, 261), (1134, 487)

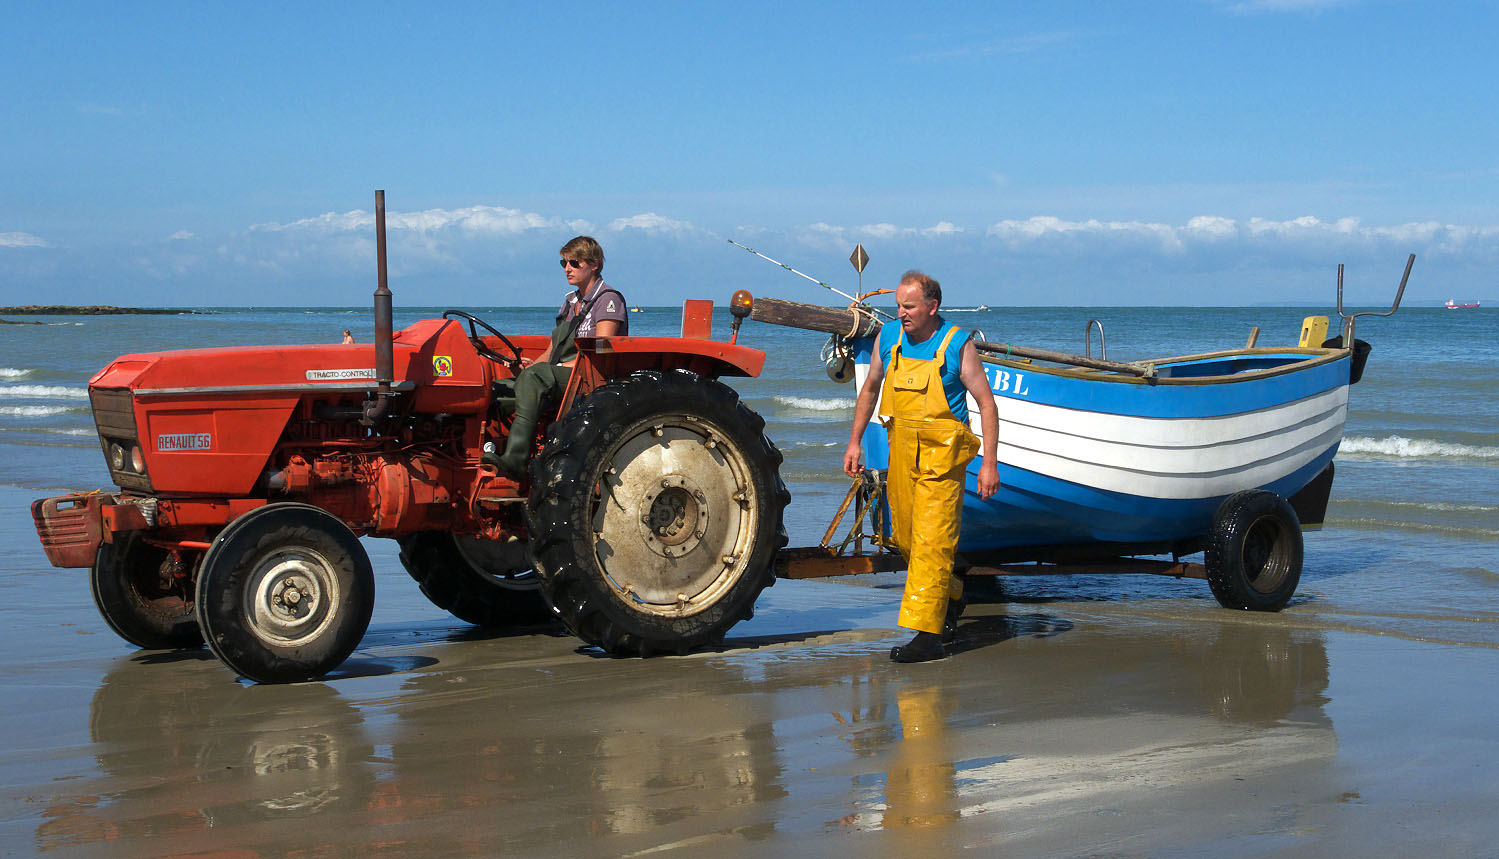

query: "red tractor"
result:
(31, 194), (789, 683)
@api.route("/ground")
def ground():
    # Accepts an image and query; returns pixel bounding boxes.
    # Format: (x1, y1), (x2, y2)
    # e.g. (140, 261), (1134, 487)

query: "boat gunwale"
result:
(977, 345), (1348, 387)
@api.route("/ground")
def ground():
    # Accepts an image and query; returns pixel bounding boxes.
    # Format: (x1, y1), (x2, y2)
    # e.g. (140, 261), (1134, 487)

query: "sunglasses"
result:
(560, 258), (590, 269)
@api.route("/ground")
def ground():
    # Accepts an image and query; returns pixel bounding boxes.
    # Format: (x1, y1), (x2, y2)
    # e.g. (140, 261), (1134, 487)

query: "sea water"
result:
(2, 304), (1495, 630)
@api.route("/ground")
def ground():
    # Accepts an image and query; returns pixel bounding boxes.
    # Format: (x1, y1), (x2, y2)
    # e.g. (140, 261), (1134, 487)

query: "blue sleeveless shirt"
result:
(877, 318), (969, 422)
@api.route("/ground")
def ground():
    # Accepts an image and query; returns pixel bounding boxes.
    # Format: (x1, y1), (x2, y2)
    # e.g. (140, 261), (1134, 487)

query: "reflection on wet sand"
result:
(32, 605), (1336, 855)
(881, 683), (959, 830)
(36, 654), (373, 854)
(369, 659), (788, 853)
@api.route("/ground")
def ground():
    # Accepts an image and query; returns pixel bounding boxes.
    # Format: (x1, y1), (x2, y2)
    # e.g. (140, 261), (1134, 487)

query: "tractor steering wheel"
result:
(443, 311), (524, 372)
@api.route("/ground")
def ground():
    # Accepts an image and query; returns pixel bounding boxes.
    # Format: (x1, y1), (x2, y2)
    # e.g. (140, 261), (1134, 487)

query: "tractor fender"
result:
(578, 336), (766, 379)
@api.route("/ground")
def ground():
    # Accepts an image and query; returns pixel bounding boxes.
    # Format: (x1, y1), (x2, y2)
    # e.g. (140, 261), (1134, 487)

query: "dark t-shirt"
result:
(558, 280), (628, 337)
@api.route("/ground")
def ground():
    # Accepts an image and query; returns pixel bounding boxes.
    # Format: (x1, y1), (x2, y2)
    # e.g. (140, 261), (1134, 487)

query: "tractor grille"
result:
(90, 387), (153, 492)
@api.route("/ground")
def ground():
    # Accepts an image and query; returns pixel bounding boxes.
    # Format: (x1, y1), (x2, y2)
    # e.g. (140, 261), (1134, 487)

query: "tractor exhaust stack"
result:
(363, 189), (395, 426)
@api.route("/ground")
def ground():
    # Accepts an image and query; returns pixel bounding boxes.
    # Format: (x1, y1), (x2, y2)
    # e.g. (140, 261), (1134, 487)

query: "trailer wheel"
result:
(90, 531), (201, 650)
(397, 532), (550, 627)
(196, 504), (374, 683)
(1205, 490), (1303, 611)
(528, 370), (788, 656)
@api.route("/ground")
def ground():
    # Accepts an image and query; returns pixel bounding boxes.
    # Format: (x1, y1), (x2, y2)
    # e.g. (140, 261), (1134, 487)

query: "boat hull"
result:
(853, 340), (1351, 553)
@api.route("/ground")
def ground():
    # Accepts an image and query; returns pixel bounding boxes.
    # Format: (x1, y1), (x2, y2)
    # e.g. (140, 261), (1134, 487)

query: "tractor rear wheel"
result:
(527, 370), (788, 656)
(1205, 490), (1303, 611)
(196, 503), (374, 683)
(397, 532), (551, 627)
(91, 530), (201, 650)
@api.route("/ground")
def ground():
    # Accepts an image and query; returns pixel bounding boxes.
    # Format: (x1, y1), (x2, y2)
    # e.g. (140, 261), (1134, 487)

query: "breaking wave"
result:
(0, 405), (75, 417)
(776, 396), (855, 412)
(1338, 435), (1499, 462)
(0, 385), (89, 400)
(0, 368), (31, 379)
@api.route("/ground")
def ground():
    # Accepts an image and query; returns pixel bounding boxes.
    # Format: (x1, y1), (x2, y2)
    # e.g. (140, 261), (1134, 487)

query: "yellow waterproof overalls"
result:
(880, 325), (980, 634)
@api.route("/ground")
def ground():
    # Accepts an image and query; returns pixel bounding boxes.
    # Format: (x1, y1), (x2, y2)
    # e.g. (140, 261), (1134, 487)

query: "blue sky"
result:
(2, 1), (1496, 307)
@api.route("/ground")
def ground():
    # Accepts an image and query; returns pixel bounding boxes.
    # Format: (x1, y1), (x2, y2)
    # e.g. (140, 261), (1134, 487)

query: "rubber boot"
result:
(890, 630), (947, 663)
(942, 596), (966, 644)
(486, 410), (537, 479)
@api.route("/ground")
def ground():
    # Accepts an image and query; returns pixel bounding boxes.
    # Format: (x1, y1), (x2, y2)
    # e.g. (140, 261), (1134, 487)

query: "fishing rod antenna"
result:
(727, 239), (894, 320)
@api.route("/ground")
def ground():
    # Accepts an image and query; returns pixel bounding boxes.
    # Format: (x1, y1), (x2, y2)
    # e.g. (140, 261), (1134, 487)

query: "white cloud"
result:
(45, 198), (1499, 307)
(251, 204), (565, 236)
(0, 232), (49, 248)
(987, 216), (1184, 251)
(922, 221), (964, 237)
(795, 221), (968, 244)
(607, 212), (705, 234)
(981, 214), (1499, 259)
(860, 223), (905, 240)
(1184, 216), (1237, 240)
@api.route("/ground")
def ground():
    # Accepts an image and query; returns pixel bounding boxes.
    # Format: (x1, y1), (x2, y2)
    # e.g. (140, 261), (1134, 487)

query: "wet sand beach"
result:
(4, 485), (1499, 856)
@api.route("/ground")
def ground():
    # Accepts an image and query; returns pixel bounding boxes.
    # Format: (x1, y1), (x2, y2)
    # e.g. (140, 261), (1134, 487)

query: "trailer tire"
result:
(196, 504), (374, 683)
(1205, 490), (1303, 611)
(527, 370), (788, 656)
(91, 531), (201, 650)
(397, 532), (550, 627)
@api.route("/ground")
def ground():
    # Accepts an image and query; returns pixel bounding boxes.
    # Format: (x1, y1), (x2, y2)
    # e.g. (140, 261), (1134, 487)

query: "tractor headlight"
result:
(110, 443), (126, 471)
(130, 445), (146, 474)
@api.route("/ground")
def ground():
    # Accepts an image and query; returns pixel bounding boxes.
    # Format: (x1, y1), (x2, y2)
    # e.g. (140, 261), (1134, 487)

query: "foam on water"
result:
(0, 405), (76, 417)
(1, 384), (90, 399)
(1339, 435), (1499, 461)
(1327, 516), (1499, 541)
(1348, 498), (1499, 514)
(0, 368), (31, 379)
(776, 396), (854, 412)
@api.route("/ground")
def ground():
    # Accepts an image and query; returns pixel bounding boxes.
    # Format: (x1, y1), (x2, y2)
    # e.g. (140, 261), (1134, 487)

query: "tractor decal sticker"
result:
(433, 355), (453, 377)
(306, 368), (377, 380)
(158, 433), (212, 452)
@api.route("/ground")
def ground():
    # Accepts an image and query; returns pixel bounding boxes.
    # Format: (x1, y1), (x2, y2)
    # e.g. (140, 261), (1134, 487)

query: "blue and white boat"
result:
(851, 340), (1350, 553)
(744, 254), (1412, 611)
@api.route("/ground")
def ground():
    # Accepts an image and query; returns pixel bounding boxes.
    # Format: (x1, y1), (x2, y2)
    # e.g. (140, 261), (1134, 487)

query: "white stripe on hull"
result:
(997, 424), (1342, 499)
(971, 390), (1347, 500)
(972, 386), (1348, 447)
(855, 361), (1348, 501)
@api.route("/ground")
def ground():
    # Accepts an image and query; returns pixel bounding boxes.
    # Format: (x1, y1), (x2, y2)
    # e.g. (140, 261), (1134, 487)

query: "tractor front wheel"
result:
(527, 370), (788, 656)
(196, 504), (374, 683)
(91, 530), (201, 650)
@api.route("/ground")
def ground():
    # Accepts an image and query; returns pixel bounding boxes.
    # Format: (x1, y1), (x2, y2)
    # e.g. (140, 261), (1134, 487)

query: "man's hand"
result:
(842, 442), (863, 478)
(976, 460), (1000, 500)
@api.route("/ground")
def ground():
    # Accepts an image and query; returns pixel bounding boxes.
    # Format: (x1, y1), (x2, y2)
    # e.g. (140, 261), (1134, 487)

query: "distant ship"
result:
(629, 306), (645, 313)
(947, 304), (990, 312)
(1444, 299), (1480, 309)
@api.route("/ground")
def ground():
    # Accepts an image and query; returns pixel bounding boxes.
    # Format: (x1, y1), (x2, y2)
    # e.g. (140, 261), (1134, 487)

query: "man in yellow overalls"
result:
(844, 270), (1000, 663)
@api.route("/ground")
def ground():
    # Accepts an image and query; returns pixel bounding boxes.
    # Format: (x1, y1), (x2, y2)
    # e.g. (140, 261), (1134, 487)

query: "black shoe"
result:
(890, 631), (947, 663)
(493, 453), (527, 479)
(480, 449), (527, 479)
(942, 597), (967, 643)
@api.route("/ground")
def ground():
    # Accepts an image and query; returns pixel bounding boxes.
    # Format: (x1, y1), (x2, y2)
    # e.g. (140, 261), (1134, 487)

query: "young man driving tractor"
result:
(482, 235), (628, 477)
